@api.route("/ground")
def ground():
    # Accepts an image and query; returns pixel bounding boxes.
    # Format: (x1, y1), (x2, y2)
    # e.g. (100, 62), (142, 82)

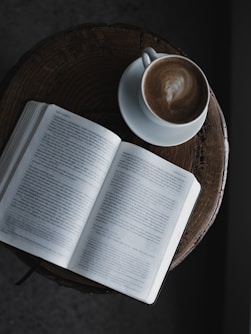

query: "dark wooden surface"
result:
(0, 23), (229, 292)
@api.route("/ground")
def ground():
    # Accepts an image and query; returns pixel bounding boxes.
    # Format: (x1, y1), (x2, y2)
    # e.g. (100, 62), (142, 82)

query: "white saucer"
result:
(118, 57), (207, 146)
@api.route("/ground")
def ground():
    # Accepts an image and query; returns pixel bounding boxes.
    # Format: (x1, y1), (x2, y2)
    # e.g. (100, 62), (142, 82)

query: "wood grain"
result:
(0, 23), (229, 292)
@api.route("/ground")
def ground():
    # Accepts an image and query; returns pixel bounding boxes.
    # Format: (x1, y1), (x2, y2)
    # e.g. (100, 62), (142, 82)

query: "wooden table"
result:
(0, 23), (229, 292)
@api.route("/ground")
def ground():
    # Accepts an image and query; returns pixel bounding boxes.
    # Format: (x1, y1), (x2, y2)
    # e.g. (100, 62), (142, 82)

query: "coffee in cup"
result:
(139, 47), (210, 129)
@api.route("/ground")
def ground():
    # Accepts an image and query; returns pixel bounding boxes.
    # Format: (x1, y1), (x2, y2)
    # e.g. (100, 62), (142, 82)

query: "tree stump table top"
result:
(0, 23), (229, 292)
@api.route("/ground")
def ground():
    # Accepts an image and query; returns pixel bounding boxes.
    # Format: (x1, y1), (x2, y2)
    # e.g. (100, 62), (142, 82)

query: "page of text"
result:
(70, 142), (194, 300)
(0, 105), (121, 267)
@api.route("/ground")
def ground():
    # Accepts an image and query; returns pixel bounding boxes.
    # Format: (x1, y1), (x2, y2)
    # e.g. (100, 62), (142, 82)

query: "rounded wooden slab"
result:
(0, 23), (229, 292)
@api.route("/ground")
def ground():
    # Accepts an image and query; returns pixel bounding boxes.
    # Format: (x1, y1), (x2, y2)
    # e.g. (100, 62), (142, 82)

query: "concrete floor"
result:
(0, 1), (230, 333)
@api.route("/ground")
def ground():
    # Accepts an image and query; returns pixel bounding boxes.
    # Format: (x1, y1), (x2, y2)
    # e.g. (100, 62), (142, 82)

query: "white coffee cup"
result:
(138, 47), (210, 134)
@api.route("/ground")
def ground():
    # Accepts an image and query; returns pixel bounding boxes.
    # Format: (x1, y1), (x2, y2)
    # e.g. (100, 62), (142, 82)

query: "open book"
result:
(0, 100), (201, 304)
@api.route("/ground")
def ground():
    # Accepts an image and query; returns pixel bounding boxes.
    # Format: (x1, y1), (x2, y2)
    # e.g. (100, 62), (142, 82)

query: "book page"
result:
(69, 142), (199, 303)
(0, 103), (121, 267)
(0, 101), (47, 199)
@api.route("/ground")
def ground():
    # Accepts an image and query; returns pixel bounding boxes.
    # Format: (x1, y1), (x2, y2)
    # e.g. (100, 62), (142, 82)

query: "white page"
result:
(69, 142), (199, 303)
(0, 104), (121, 267)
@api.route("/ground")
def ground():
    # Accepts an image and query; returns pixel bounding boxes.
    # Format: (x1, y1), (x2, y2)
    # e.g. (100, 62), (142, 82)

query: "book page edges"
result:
(0, 100), (48, 199)
(145, 177), (201, 304)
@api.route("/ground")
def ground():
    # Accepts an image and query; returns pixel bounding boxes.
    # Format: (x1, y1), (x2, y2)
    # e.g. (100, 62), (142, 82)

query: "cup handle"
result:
(142, 47), (159, 68)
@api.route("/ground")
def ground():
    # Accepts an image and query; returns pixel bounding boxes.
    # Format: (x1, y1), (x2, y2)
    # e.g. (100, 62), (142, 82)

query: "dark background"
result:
(0, 1), (249, 333)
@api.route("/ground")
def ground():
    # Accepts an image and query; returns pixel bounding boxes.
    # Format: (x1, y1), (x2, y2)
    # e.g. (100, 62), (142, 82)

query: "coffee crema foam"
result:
(143, 57), (208, 124)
